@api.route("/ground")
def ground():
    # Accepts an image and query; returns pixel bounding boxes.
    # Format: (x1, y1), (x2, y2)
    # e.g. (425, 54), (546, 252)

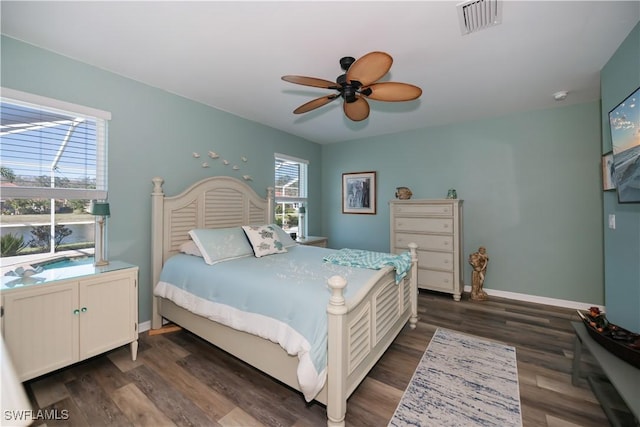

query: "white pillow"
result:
(188, 227), (254, 265)
(242, 224), (288, 258)
(268, 223), (298, 248)
(179, 240), (202, 257)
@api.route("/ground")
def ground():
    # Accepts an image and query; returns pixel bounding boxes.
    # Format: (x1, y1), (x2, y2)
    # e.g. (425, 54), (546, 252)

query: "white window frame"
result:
(0, 88), (111, 260)
(275, 153), (308, 237)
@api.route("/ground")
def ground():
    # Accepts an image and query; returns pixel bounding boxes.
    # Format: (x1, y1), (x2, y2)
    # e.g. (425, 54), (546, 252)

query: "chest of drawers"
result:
(390, 199), (463, 301)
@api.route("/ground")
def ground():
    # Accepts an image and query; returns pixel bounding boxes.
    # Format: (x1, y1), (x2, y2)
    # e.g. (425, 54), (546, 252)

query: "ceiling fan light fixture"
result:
(281, 51), (422, 122)
(340, 56), (356, 71)
(343, 86), (358, 103)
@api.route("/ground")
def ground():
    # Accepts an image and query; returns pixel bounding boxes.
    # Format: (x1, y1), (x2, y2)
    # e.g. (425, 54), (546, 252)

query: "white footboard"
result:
(325, 243), (418, 426)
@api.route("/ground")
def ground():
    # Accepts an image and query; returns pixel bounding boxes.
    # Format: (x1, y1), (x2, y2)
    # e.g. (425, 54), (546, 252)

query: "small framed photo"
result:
(342, 171), (376, 214)
(602, 151), (616, 191)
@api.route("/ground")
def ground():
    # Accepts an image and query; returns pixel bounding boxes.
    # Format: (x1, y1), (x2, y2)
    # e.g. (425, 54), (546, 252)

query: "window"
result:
(274, 153), (308, 237)
(0, 88), (110, 263)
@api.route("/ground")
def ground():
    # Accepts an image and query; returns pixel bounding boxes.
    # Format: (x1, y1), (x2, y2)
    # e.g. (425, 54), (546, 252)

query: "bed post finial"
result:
(152, 176), (165, 195)
(327, 275), (347, 307)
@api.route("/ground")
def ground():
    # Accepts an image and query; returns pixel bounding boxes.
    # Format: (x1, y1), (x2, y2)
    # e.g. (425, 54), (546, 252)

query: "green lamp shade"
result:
(89, 201), (110, 217)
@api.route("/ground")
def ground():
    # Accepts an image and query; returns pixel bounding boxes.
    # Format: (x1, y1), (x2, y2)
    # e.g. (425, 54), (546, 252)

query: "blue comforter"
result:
(154, 245), (396, 401)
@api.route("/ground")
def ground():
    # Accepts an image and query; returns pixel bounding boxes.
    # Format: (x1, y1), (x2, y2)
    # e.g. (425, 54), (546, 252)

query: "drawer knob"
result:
(81, 307), (88, 313)
(73, 309), (80, 315)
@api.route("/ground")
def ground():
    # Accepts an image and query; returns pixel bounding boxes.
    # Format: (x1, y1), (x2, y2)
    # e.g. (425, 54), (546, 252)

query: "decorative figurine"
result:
(468, 246), (489, 301)
(587, 307), (609, 332)
(446, 188), (457, 199)
(395, 187), (413, 200)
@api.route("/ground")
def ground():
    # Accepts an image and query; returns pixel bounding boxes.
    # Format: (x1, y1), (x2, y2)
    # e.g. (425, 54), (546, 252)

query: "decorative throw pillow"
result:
(188, 227), (254, 265)
(242, 224), (288, 257)
(179, 240), (202, 257)
(263, 223), (298, 248)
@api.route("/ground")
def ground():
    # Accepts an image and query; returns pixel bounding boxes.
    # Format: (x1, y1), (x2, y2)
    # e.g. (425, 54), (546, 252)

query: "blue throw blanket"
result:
(323, 249), (412, 283)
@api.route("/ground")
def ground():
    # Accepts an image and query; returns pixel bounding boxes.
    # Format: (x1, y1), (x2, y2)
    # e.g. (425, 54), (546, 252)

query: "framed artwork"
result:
(609, 86), (640, 202)
(342, 171), (376, 214)
(602, 151), (616, 191)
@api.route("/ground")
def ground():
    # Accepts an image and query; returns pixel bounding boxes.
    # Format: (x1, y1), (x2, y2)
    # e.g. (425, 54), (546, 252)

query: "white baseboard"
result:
(463, 285), (605, 311)
(139, 320), (151, 333)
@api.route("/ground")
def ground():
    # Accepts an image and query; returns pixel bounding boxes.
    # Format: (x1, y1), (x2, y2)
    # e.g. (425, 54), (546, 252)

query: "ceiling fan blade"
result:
(343, 96), (370, 122)
(363, 82), (423, 102)
(293, 94), (339, 114)
(346, 51), (393, 86)
(282, 75), (339, 89)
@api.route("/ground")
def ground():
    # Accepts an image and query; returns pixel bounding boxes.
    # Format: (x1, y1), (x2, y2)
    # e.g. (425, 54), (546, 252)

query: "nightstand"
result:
(297, 236), (328, 248)
(1, 260), (138, 381)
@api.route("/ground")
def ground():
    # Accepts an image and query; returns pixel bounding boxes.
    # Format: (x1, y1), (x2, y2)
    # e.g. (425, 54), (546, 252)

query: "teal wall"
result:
(322, 102), (604, 304)
(6, 27), (633, 321)
(1, 36), (322, 325)
(600, 22), (640, 331)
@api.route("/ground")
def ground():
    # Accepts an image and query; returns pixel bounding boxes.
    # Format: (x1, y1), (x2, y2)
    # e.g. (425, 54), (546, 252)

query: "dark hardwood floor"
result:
(24, 291), (633, 426)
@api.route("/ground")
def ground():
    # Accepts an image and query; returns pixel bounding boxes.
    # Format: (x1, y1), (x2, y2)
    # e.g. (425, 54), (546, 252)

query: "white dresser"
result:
(390, 199), (464, 301)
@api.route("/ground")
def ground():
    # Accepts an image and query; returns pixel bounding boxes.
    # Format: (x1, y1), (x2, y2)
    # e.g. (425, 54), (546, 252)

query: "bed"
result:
(150, 175), (418, 426)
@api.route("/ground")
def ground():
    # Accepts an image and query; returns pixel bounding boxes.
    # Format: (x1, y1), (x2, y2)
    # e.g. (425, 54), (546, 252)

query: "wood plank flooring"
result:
(24, 291), (634, 426)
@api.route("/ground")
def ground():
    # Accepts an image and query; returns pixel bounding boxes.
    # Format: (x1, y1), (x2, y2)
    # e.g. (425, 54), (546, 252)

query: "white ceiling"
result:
(1, 1), (639, 144)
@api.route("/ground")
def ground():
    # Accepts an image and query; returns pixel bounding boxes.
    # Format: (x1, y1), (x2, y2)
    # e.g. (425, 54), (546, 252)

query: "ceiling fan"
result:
(281, 51), (422, 122)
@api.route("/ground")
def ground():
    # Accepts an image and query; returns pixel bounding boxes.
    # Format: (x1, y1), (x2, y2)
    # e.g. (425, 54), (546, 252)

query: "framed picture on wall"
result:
(609, 86), (640, 202)
(342, 171), (376, 214)
(602, 151), (616, 191)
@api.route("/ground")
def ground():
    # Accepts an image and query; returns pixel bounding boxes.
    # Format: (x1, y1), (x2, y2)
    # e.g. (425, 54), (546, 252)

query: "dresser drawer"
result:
(394, 217), (453, 234)
(394, 233), (453, 252)
(393, 203), (452, 216)
(416, 251), (454, 271)
(417, 269), (455, 292)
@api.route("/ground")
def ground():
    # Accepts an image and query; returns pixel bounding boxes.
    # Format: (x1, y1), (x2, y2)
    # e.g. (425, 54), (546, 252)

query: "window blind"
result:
(275, 153), (308, 202)
(0, 89), (109, 200)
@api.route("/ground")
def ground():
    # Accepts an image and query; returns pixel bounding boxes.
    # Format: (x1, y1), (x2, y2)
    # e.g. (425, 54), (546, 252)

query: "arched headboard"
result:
(151, 176), (274, 326)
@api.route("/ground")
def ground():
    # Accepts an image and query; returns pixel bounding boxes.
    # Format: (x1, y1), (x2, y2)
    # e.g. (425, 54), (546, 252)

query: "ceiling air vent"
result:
(457, 0), (502, 35)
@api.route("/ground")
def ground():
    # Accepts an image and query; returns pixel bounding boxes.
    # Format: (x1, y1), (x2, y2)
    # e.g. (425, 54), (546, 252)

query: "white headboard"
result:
(151, 176), (274, 324)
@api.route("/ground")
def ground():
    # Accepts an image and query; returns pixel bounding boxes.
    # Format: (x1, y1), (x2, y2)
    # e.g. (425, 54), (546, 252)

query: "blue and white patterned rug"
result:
(389, 328), (522, 427)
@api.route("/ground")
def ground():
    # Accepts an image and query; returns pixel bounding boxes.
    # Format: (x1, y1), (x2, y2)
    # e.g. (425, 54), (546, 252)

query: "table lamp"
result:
(89, 201), (110, 266)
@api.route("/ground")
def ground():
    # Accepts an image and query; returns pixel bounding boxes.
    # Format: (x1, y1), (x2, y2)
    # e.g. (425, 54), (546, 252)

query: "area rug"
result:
(389, 328), (522, 427)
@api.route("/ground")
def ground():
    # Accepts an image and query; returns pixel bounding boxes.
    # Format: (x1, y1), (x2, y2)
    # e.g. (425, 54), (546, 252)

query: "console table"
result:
(571, 321), (639, 426)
